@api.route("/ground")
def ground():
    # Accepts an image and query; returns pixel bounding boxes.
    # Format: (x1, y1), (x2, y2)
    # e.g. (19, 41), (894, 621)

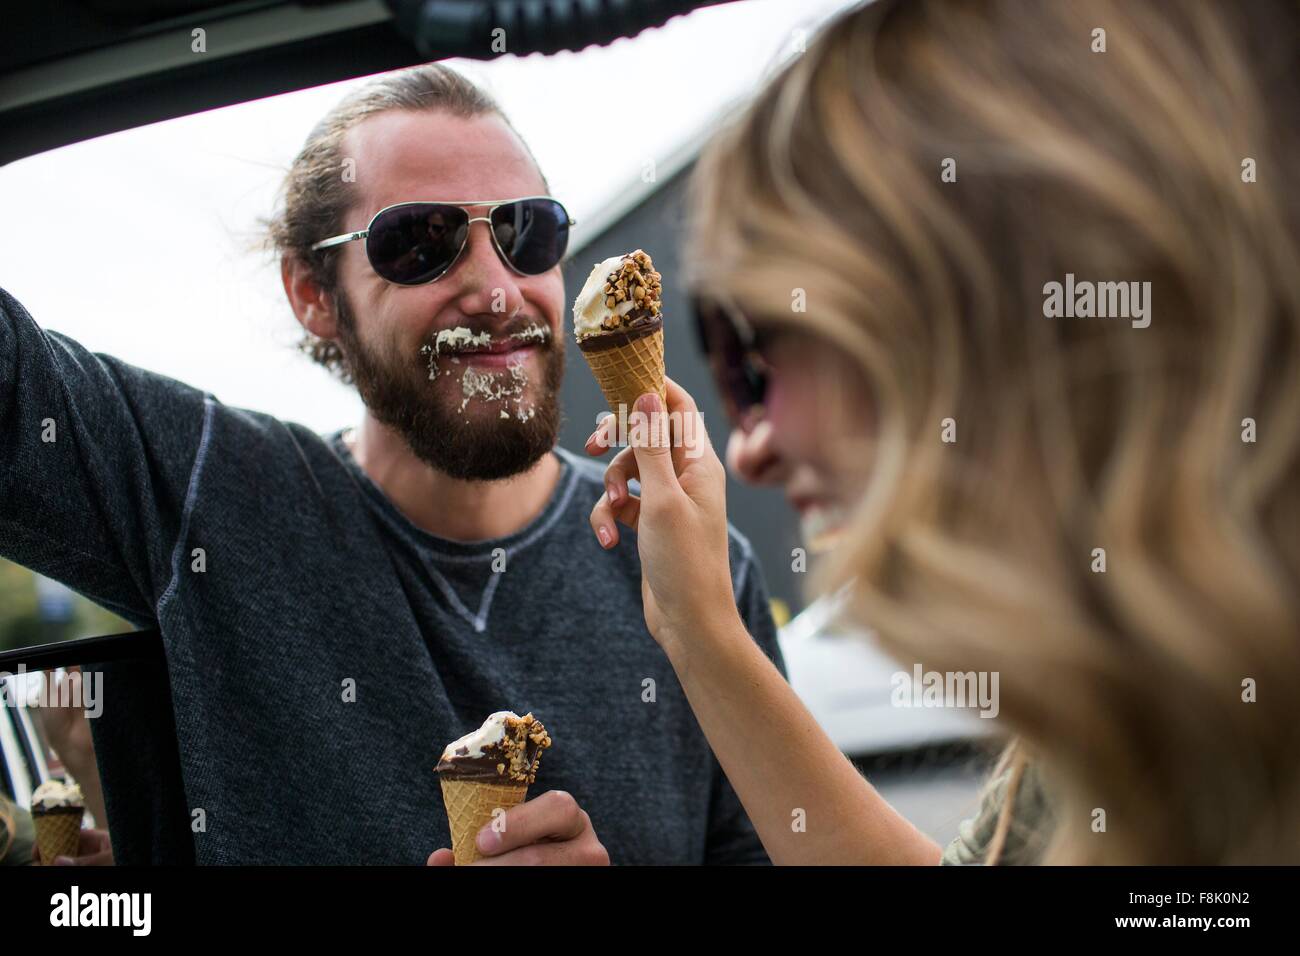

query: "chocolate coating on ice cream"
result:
(436, 711), (552, 784)
(576, 313), (662, 353)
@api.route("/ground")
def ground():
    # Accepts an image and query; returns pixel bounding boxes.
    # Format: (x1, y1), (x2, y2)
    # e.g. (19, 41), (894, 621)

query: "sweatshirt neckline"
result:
(328, 427), (577, 560)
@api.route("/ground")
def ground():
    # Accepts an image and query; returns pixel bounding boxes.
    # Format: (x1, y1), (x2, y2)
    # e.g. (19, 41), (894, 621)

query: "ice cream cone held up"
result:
(572, 249), (667, 415)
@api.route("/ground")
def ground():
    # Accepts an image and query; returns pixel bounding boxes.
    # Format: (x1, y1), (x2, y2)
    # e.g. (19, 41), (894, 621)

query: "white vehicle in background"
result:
(778, 594), (998, 841)
(779, 593), (996, 757)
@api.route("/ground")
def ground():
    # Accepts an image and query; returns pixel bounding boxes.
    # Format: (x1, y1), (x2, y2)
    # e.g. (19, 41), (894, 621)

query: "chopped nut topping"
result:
(480, 712), (552, 784)
(595, 249), (662, 330)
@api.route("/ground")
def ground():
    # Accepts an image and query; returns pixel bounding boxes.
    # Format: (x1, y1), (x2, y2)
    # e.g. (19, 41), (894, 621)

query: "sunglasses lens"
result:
(367, 204), (468, 285)
(694, 298), (766, 420)
(490, 198), (571, 274)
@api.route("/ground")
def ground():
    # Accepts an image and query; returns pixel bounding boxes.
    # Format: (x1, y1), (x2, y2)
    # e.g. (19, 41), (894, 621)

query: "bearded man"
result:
(0, 63), (784, 864)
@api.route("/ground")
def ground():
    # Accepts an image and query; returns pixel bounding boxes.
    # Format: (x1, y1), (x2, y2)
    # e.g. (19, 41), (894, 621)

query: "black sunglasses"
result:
(691, 293), (771, 424)
(311, 196), (574, 286)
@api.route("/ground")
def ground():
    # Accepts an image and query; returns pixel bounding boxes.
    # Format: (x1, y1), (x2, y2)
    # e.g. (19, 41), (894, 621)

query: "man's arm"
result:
(701, 535), (785, 865)
(0, 286), (209, 625)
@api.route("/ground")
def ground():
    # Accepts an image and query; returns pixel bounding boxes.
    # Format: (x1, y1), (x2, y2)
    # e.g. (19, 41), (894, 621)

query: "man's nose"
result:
(457, 218), (517, 293)
(452, 217), (526, 317)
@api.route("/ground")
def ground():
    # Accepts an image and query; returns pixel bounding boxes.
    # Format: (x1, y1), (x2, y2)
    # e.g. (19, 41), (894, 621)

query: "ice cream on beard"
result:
(422, 327), (491, 370)
(437, 711), (551, 783)
(420, 325), (551, 379)
(420, 323), (553, 423)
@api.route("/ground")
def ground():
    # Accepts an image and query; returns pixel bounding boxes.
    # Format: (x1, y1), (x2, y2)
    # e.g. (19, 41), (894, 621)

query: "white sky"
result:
(0, 0), (854, 433)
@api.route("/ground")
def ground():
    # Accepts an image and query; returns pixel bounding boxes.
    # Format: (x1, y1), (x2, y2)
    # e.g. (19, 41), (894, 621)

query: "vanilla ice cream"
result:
(31, 779), (84, 811)
(573, 255), (636, 340)
(431, 327), (491, 355)
(437, 711), (551, 784)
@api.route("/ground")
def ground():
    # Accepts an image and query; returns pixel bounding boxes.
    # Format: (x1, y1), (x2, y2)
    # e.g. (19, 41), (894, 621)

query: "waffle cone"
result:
(32, 810), (82, 864)
(440, 778), (529, 865)
(581, 327), (667, 415)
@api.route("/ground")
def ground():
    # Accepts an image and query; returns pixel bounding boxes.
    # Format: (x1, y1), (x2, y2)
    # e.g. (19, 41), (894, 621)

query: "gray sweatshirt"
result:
(0, 286), (785, 865)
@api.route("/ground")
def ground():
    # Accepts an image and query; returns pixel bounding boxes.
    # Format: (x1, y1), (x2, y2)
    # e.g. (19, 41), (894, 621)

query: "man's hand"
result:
(426, 790), (609, 866)
(32, 827), (113, 866)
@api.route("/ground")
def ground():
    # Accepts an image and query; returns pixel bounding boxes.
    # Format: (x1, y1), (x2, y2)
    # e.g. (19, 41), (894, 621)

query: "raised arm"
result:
(586, 378), (942, 865)
(0, 286), (209, 626)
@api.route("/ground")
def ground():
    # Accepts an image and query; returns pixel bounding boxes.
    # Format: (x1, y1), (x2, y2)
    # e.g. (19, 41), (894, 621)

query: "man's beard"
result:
(333, 291), (564, 481)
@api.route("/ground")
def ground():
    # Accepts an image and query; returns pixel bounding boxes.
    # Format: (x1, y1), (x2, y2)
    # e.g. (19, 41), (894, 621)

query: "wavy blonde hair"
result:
(687, 0), (1300, 864)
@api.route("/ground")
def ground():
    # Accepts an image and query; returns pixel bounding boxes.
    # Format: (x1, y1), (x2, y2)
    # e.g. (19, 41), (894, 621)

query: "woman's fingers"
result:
(628, 392), (682, 493)
(589, 488), (641, 547)
(587, 379), (716, 484)
(602, 445), (639, 506)
(589, 378), (720, 553)
(584, 412), (615, 457)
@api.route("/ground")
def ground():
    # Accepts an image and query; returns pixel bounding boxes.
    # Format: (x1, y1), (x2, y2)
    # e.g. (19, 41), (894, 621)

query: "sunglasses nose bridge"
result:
(463, 214), (504, 257)
(454, 214), (526, 288)
(466, 212), (528, 278)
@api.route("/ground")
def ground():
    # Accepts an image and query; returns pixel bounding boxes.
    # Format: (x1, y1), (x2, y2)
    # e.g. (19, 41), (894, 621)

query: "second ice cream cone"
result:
(435, 711), (552, 866)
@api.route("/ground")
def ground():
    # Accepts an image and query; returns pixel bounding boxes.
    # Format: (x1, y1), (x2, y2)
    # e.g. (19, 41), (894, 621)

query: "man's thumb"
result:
(630, 392), (678, 488)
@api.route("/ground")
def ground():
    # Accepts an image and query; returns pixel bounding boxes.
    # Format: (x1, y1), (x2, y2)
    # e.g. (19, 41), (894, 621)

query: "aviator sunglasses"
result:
(311, 196), (574, 286)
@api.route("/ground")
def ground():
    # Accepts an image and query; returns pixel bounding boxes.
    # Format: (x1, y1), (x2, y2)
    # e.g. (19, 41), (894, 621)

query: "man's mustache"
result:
(421, 321), (554, 357)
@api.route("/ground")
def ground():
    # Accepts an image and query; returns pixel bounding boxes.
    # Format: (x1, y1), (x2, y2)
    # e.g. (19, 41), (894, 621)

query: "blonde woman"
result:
(585, 0), (1299, 864)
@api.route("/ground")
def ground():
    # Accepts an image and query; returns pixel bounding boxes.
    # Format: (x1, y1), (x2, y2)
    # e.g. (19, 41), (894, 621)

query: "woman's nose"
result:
(725, 416), (784, 485)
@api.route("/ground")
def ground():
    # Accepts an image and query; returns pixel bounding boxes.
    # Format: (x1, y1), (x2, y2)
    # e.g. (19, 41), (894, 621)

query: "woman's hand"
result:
(584, 376), (738, 652)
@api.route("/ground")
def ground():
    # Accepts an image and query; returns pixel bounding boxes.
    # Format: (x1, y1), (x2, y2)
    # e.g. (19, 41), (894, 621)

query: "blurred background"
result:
(1, 0), (995, 849)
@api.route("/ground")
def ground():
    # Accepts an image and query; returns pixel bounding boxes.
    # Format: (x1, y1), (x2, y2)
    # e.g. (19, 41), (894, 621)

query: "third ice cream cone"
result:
(29, 779), (84, 864)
